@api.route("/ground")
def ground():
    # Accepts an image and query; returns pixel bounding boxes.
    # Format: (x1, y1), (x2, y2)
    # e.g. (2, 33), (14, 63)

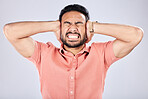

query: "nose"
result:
(68, 24), (78, 32)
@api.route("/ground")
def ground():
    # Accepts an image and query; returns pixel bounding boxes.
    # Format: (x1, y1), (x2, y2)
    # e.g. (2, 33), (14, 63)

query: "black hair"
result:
(59, 4), (90, 22)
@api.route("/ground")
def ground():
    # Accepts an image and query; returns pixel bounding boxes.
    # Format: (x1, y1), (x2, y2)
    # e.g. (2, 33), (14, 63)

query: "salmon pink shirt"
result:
(26, 40), (121, 99)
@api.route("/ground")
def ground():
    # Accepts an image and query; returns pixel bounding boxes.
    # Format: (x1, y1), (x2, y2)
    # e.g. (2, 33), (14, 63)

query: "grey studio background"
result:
(0, 0), (147, 99)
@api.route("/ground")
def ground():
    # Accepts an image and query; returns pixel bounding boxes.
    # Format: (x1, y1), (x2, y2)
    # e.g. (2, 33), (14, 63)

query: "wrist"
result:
(93, 21), (99, 33)
(90, 21), (99, 33)
(48, 20), (60, 32)
(90, 21), (94, 33)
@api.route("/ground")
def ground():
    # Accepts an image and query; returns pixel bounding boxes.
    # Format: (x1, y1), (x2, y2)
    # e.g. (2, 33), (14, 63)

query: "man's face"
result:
(60, 11), (87, 48)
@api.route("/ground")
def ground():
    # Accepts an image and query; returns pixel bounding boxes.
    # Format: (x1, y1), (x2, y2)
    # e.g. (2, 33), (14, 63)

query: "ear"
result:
(85, 21), (90, 43)
(59, 25), (63, 44)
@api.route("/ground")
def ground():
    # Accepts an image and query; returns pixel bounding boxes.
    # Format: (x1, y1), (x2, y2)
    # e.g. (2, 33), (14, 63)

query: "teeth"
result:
(68, 36), (78, 38)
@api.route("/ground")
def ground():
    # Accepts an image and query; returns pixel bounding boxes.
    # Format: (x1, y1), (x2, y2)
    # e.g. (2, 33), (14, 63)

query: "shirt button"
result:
(70, 91), (73, 94)
(74, 57), (76, 59)
(70, 76), (74, 79)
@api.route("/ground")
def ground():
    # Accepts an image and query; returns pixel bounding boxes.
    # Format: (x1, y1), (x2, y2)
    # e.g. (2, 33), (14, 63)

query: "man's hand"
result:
(86, 20), (94, 43)
(53, 20), (62, 44)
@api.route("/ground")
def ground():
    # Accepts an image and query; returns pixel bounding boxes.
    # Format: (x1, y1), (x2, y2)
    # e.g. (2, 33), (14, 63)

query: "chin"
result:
(65, 42), (84, 48)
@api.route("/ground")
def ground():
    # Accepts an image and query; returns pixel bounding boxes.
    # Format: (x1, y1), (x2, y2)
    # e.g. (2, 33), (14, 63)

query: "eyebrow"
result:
(75, 21), (83, 24)
(64, 21), (83, 25)
(64, 21), (71, 24)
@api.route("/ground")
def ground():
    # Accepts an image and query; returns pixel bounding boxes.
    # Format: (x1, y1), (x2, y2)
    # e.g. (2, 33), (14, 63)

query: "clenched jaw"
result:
(66, 32), (81, 41)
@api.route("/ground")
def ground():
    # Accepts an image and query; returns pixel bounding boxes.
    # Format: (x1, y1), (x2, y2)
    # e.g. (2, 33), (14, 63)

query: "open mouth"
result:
(66, 33), (80, 40)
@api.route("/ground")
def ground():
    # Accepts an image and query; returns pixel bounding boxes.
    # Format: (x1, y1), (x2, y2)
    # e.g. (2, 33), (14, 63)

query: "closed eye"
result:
(75, 22), (83, 25)
(64, 21), (71, 25)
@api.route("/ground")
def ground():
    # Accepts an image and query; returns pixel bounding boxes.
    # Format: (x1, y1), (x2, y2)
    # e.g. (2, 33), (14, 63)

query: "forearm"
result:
(93, 22), (143, 43)
(3, 21), (58, 39)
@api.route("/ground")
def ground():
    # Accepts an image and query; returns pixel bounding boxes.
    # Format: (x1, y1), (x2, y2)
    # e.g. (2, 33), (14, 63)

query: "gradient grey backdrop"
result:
(0, 0), (147, 99)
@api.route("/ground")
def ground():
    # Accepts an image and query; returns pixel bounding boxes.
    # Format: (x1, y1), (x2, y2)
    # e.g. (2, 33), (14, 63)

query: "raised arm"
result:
(3, 21), (60, 58)
(87, 21), (143, 58)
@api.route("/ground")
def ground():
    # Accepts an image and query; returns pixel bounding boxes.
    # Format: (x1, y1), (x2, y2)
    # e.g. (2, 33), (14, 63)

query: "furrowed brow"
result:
(75, 21), (83, 24)
(64, 21), (71, 24)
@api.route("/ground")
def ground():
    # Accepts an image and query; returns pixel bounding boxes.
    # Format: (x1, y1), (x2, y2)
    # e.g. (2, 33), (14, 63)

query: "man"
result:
(3, 4), (143, 99)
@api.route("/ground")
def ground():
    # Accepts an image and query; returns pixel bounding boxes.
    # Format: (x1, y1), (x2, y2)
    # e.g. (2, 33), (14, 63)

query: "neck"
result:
(63, 44), (85, 56)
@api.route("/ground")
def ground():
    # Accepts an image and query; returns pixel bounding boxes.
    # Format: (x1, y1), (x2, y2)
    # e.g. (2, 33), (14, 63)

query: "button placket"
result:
(68, 56), (78, 99)
(69, 68), (75, 99)
(74, 56), (76, 59)
(73, 56), (78, 69)
(70, 76), (74, 80)
(70, 90), (73, 94)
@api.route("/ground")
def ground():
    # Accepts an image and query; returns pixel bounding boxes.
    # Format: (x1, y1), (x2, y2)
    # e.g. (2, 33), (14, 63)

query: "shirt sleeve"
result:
(25, 40), (41, 65)
(93, 40), (122, 69)
(104, 40), (121, 68)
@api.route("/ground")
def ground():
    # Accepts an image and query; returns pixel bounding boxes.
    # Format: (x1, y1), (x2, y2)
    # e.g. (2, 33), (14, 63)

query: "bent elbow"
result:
(131, 27), (144, 45)
(3, 24), (11, 36)
(3, 23), (15, 39)
(135, 27), (144, 43)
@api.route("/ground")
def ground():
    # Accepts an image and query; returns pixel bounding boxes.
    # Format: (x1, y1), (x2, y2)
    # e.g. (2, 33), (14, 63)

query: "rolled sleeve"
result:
(25, 40), (41, 65)
(104, 40), (121, 68)
(93, 40), (122, 69)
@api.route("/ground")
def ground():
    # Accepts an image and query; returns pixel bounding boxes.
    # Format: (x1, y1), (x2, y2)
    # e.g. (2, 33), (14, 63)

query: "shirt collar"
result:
(59, 43), (89, 56)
